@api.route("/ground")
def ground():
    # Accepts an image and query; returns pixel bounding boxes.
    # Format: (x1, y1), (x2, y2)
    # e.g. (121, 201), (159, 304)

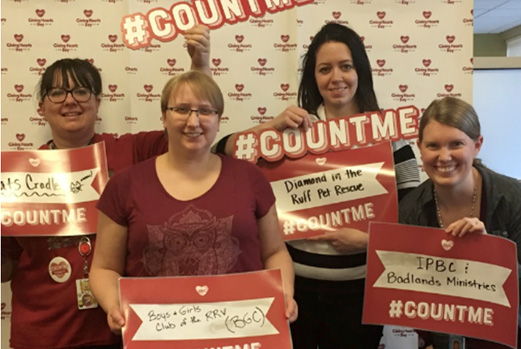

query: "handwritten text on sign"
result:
(259, 142), (397, 240)
(130, 298), (276, 340)
(234, 106), (419, 163)
(364, 222), (518, 348)
(1, 143), (108, 236)
(121, 0), (314, 49)
(119, 270), (291, 349)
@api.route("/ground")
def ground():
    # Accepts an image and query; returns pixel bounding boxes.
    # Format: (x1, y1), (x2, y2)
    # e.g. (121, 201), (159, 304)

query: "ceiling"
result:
(474, 0), (521, 34)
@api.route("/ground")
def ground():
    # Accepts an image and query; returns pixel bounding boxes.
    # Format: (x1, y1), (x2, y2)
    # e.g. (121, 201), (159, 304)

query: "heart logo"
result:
(359, 35), (365, 43)
(16, 133), (25, 142)
(108, 84), (117, 92)
(376, 59), (385, 67)
(399, 84), (408, 93)
(14, 84), (24, 93)
(441, 239), (454, 251)
(235, 35), (244, 43)
(167, 58), (176, 67)
(1, 303), (5, 310)
(29, 158), (40, 167)
(50, 262), (69, 278)
(235, 84), (244, 92)
(36, 9), (45, 17)
(280, 83), (289, 92)
(281, 34), (290, 43)
(258, 58), (267, 66)
(61, 35), (71, 43)
(144, 84), (153, 93)
(400, 36), (409, 44)
(446, 35), (456, 44)
(196, 285), (209, 296)
(258, 107), (267, 115)
(37, 58), (46, 66)
(87, 58), (95, 65)
(212, 58), (221, 66)
(422, 59), (432, 67)
(332, 11), (341, 19)
(444, 84), (454, 92)
(377, 11), (386, 19)
(470, 57), (473, 64)
(423, 11), (432, 19)
(14, 34), (24, 42)
(316, 157), (327, 166)
(108, 35), (117, 43)
(84, 9), (93, 18)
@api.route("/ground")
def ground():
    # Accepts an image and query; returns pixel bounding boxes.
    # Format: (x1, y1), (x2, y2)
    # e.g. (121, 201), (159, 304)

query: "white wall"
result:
(473, 69), (521, 179)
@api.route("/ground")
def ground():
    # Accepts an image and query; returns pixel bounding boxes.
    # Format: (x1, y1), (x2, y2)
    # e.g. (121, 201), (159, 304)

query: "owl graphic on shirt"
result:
(143, 205), (241, 276)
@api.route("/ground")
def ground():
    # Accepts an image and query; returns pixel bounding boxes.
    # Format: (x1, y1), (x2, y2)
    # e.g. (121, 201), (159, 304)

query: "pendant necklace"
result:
(433, 183), (477, 229)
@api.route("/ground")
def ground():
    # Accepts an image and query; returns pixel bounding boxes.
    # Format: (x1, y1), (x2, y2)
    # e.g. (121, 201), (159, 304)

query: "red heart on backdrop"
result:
(212, 58), (221, 66)
(144, 85), (153, 93)
(235, 84), (244, 92)
(280, 84), (289, 92)
(399, 85), (408, 93)
(258, 107), (267, 115)
(16, 134), (25, 142)
(258, 58), (267, 66)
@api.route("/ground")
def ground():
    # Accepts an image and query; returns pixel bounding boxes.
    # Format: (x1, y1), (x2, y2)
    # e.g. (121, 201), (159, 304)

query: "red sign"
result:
(259, 142), (397, 240)
(1, 143), (109, 236)
(364, 222), (519, 348)
(119, 270), (291, 349)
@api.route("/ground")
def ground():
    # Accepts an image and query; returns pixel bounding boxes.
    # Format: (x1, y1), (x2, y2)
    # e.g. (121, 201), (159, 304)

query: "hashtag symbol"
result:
(121, 14), (150, 49)
(283, 220), (296, 235)
(389, 300), (403, 318)
(234, 133), (258, 162)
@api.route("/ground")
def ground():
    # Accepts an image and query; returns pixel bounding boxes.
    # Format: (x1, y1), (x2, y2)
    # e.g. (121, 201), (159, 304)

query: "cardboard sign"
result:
(364, 222), (519, 348)
(119, 269), (291, 349)
(1, 143), (109, 236)
(259, 142), (397, 240)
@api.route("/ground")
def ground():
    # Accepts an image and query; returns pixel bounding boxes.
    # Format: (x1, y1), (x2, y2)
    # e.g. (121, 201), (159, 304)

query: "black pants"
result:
(290, 276), (383, 349)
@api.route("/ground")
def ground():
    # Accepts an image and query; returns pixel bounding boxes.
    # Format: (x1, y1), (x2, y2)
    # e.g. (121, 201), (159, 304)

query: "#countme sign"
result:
(258, 142), (397, 240)
(364, 222), (519, 348)
(119, 269), (292, 349)
(1, 142), (109, 236)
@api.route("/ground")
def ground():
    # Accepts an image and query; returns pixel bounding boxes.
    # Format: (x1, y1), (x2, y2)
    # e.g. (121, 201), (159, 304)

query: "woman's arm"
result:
(257, 204), (298, 322)
(89, 211), (128, 334)
(185, 25), (211, 76)
(307, 228), (369, 253)
(216, 105), (313, 156)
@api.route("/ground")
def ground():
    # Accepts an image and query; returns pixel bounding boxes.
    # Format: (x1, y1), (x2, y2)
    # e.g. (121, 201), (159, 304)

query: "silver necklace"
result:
(433, 184), (478, 228)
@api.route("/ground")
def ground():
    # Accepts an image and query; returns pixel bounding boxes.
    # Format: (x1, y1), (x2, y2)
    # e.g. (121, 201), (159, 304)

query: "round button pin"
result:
(48, 256), (72, 283)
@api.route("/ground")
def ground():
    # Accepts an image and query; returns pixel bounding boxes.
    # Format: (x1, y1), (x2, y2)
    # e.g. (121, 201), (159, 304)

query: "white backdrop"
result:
(1, 1), (473, 348)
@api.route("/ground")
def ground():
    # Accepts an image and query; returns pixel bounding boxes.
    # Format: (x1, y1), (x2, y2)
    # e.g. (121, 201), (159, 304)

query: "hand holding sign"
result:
(308, 227), (368, 253)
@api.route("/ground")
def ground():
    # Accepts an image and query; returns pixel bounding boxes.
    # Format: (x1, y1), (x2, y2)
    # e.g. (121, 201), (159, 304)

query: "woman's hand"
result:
(307, 228), (368, 253)
(446, 217), (487, 237)
(107, 305), (125, 334)
(268, 105), (313, 132)
(285, 295), (298, 323)
(185, 25), (210, 75)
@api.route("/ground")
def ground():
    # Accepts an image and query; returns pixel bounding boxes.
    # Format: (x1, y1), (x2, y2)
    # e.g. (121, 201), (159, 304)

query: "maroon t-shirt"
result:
(97, 154), (275, 277)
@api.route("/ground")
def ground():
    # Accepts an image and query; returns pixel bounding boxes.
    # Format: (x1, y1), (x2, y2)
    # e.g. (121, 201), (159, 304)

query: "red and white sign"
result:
(1, 143), (109, 236)
(259, 142), (397, 240)
(364, 222), (519, 348)
(119, 269), (291, 349)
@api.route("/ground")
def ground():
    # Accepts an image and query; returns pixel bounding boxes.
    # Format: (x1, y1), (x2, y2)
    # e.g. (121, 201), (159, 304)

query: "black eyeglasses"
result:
(46, 87), (93, 103)
(166, 106), (218, 120)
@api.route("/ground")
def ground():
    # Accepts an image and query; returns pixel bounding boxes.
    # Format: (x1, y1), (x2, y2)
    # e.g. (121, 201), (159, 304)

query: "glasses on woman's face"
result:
(46, 87), (93, 103)
(166, 106), (219, 121)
